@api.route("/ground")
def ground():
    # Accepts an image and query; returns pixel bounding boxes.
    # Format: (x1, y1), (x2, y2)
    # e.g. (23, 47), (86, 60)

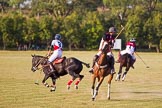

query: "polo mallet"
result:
(115, 12), (125, 40)
(135, 52), (150, 68)
(118, 12), (123, 25)
(115, 25), (125, 40)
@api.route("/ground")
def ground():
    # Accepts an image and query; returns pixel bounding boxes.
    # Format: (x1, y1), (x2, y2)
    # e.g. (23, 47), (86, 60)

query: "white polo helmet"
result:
(109, 27), (116, 33)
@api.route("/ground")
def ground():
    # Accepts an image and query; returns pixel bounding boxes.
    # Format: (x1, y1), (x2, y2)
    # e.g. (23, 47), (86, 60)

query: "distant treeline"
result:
(0, 0), (162, 52)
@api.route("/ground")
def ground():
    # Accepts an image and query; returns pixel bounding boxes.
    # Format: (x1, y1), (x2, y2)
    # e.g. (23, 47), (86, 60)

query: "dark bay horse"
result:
(91, 43), (114, 101)
(115, 53), (134, 81)
(31, 55), (90, 91)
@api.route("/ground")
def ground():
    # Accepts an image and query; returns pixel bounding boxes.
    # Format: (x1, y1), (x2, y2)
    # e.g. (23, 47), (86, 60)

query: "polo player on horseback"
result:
(116, 38), (136, 68)
(89, 27), (116, 74)
(47, 34), (63, 77)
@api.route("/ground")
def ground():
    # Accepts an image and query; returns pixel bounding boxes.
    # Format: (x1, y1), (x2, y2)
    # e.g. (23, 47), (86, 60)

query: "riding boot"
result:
(116, 50), (121, 63)
(49, 62), (58, 78)
(110, 56), (116, 74)
(89, 55), (99, 73)
(49, 62), (54, 73)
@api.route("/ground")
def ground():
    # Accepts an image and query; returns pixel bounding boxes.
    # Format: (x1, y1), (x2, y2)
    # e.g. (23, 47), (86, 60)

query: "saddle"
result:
(53, 56), (66, 64)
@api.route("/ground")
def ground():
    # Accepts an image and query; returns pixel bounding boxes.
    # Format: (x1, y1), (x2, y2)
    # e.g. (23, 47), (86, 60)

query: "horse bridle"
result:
(32, 57), (47, 71)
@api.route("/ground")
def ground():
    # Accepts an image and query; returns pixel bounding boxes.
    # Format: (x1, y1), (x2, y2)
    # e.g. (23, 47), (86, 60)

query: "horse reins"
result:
(33, 57), (47, 70)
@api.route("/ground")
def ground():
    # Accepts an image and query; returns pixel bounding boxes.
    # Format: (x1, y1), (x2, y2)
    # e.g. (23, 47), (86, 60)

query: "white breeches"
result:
(48, 50), (62, 62)
(120, 50), (136, 60)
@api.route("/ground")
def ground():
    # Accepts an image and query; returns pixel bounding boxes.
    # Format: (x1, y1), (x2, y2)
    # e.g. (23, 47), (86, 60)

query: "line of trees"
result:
(0, 0), (162, 52)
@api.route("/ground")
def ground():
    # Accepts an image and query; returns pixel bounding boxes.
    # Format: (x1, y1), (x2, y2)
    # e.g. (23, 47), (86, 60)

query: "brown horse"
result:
(31, 55), (90, 92)
(115, 53), (133, 81)
(91, 43), (114, 101)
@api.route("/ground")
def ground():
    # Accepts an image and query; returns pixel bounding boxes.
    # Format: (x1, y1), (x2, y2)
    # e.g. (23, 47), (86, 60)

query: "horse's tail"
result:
(80, 61), (90, 68)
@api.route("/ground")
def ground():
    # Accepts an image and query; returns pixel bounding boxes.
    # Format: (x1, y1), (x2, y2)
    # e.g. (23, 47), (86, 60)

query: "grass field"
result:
(0, 50), (162, 108)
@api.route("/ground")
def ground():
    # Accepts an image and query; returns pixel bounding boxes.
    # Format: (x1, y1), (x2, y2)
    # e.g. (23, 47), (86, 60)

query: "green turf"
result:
(0, 51), (162, 108)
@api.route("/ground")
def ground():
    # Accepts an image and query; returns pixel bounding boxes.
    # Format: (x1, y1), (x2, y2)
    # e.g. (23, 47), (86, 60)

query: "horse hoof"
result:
(115, 79), (120, 81)
(50, 89), (55, 92)
(67, 85), (70, 90)
(92, 97), (95, 101)
(75, 85), (78, 89)
(50, 87), (56, 92)
(122, 78), (125, 81)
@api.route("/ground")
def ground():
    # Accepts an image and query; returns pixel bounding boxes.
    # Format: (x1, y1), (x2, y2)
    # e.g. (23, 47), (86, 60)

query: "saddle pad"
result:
(53, 58), (64, 64)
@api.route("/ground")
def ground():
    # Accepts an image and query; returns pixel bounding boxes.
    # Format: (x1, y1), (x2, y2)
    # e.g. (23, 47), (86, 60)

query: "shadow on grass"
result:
(112, 91), (162, 94)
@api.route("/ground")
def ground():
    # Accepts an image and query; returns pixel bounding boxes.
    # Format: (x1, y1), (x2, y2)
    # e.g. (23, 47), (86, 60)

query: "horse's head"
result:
(31, 54), (47, 72)
(96, 43), (110, 66)
(102, 43), (109, 54)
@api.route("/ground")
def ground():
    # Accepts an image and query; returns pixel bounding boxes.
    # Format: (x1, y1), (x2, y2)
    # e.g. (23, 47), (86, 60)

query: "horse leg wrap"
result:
(44, 82), (49, 87)
(115, 74), (121, 81)
(122, 72), (127, 81)
(75, 80), (80, 85)
(67, 80), (73, 85)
